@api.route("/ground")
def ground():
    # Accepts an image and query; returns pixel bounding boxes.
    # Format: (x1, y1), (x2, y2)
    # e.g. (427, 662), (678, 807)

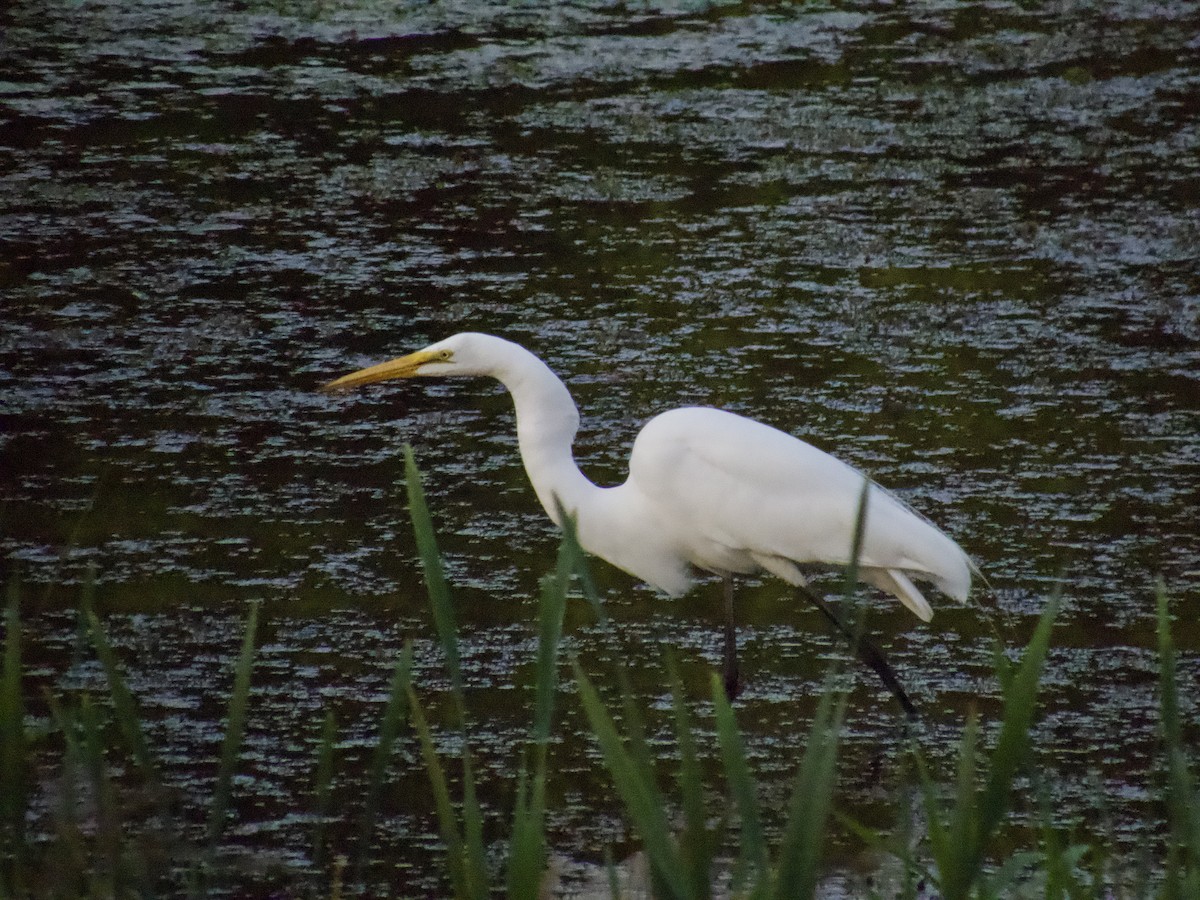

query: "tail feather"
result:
(863, 567), (934, 622)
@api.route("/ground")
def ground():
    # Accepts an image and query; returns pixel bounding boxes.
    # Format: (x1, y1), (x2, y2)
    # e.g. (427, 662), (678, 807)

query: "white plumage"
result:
(325, 332), (975, 691)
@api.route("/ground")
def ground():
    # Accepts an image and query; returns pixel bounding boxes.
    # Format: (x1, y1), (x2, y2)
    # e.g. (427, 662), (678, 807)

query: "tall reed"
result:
(354, 640), (413, 879)
(914, 588), (1060, 899)
(311, 708), (338, 872)
(1156, 581), (1199, 898)
(80, 571), (156, 779)
(403, 445), (488, 897)
(2, 577), (28, 876)
(400, 445), (576, 898)
(1, 474), (1195, 899)
(194, 600), (260, 896)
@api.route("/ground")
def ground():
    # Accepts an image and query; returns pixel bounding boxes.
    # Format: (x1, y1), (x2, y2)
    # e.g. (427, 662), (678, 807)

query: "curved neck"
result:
(492, 346), (599, 526)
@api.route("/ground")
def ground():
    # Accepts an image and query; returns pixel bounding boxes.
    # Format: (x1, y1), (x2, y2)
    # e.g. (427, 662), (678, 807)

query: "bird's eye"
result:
(439, 350), (452, 360)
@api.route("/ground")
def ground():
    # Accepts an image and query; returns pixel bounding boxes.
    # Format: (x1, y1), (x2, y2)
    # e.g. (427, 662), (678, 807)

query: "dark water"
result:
(2, 0), (1198, 894)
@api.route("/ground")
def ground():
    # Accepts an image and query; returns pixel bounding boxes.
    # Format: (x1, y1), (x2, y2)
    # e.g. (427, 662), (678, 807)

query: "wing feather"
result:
(628, 407), (971, 606)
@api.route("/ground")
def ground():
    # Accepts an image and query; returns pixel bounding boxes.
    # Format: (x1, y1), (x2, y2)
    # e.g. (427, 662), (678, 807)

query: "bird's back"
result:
(627, 406), (972, 603)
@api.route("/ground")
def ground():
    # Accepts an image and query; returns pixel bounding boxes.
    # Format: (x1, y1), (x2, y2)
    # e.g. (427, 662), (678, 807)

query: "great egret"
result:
(324, 332), (975, 704)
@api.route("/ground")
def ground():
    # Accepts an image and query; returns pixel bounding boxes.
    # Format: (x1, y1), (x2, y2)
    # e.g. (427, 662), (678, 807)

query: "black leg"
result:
(798, 584), (918, 721)
(723, 574), (741, 699)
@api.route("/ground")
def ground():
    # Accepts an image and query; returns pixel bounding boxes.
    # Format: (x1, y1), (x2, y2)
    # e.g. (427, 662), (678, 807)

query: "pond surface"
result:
(2, 0), (1198, 894)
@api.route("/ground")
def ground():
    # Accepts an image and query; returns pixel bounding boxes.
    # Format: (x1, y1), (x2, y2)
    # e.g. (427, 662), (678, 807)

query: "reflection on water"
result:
(2, 0), (1197, 893)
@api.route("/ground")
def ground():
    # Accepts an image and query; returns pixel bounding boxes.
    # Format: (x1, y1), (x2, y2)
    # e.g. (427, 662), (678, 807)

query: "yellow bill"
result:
(321, 348), (446, 393)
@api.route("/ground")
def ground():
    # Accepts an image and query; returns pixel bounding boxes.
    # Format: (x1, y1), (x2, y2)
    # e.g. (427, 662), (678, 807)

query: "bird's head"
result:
(321, 332), (504, 392)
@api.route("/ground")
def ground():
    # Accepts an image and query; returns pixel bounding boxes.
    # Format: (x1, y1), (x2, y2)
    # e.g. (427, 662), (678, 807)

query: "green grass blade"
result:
(668, 657), (704, 829)
(405, 683), (477, 900)
(506, 761), (545, 899)
(564, 539), (661, 817)
(356, 642), (413, 877)
(44, 692), (88, 878)
(506, 562), (570, 897)
(459, 748), (490, 898)
(1036, 781), (1092, 900)
(615, 665), (659, 792)
(977, 588), (1060, 845)
(1157, 582), (1200, 896)
(836, 807), (931, 900)
(991, 638), (1015, 696)
(533, 570), (568, 747)
(605, 847), (622, 900)
(572, 660), (690, 900)
(506, 752), (548, 895)
(939, 709), (981, 899)
(80, 574), (157, 778)
(79, 693), (123, 895)
(1, 577), (27, 859)
(980, 849), (1041, 896)
(552, 497), (604, 624)
(912, 746), (950, 894)
(403, 445), (465, 711)
(311, 708), (338, 872)
(667, 656), (713, 899)
(202, 600), (260, 875)
(921, 588), (1061, 900)
(953, 708), (982, 845)
(711, 674), (768, 890)
(771, 686), (848, 900)
(39, 470), (109, 609)
(403, 449), (489, 896)
(840, 477), (871, 601)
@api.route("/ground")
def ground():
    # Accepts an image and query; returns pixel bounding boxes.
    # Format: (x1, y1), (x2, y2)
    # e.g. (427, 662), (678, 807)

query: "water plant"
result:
(1, 577), (28, 889)
(398, 442), (573, 899)
(1156, 581), (1200, 899)
(195, 600), (260, 896)
(310, 708), (338, 873)
(0, 456), (1194, 898)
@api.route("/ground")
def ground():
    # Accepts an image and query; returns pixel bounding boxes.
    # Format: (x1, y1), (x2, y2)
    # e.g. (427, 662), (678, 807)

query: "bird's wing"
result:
(628, 407), (971, 602)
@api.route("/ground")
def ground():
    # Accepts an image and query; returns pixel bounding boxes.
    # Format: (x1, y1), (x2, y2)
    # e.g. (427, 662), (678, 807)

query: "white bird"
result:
(324, 332), (975, 702)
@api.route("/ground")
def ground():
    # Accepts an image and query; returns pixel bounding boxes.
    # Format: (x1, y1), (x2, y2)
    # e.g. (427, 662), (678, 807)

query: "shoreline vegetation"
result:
(1, 449), (1195, 898)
